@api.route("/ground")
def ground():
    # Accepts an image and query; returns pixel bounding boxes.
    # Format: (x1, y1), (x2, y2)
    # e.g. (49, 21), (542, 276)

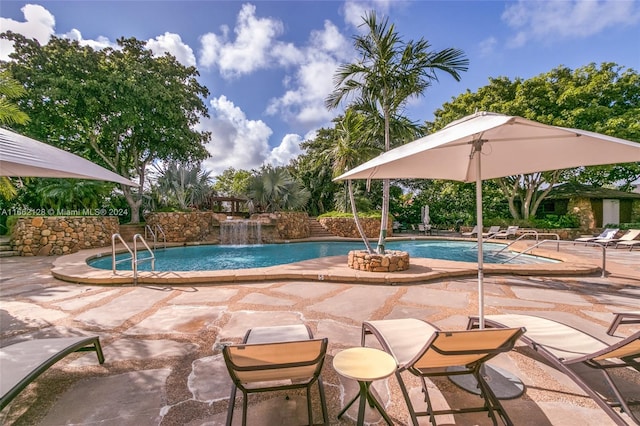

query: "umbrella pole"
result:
(475, 145), (485, 330)
(449, 141), (525, 400)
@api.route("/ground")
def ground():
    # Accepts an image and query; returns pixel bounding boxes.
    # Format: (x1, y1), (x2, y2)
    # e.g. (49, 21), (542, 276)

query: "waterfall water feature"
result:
(220, 220), (262, 245)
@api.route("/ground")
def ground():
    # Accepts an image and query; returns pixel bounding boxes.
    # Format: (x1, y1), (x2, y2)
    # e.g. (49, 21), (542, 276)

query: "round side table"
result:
(333, 347), (396, 426)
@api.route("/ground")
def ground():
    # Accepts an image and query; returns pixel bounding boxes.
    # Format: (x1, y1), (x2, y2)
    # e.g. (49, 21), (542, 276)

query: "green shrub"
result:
(617, 223), (640, 230)
(4, 216), (19, 235)
(318, 211), (387, 219)
(531, 214), (580, 229)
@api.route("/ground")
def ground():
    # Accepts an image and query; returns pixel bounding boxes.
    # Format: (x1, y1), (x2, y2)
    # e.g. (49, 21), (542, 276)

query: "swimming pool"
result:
(89, 240), (555, 272)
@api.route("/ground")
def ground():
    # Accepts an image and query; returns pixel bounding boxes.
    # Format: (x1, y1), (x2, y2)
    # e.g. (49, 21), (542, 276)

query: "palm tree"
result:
(248, 166), (310, 212)
(34, 179), (114, 210)
(326, 11), (468, 253)
(0, 70), (30, 200)
(156, 163), (213, 210)
(326, 109), (379, 252)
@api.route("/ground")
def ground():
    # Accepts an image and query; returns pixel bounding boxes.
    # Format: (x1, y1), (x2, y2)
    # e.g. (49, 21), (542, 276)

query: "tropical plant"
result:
(0, 69), (30, 201)
(326, 11), (468, 253)
(34, 179), (114, 210)
(2, 32), (211, 222)
(247, 166), (310, 213)
(155, 163), (213, 210)
(212, 167), (252, 197)
(289, 128), (344, 216)
(327, 109), (380, 252)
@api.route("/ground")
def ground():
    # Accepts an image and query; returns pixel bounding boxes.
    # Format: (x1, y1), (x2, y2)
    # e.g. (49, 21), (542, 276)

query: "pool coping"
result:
(51, 237), (601, 286)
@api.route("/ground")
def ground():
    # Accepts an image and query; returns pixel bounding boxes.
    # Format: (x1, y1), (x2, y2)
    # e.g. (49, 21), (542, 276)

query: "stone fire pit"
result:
(348, 250), (410, 272)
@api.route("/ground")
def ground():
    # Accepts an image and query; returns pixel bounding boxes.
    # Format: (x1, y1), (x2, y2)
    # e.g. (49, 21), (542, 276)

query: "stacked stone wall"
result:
(145, 211), (222, 243)
(348, 250), (410, 272)
(11, 216), (119, 256)
(318, 217), (392, 238)
(568, 197), (595, 231)
(259, 212), (310, 240)
(144, 211), (309, 244)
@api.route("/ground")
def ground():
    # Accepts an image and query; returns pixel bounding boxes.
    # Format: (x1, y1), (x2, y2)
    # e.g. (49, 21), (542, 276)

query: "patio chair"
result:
(608, 311), (640, 335)
(461, 225), (479, 237)
(613, 229), (640, 250)
(418, 224), (432, 235)
(482, 226), (502, 238)
(467, 314), (640, 426)
(222, 324), (329, 426)
(574, 228), (619, 245)
(590, 229), (637, 246)
(493, 226), (519, 239)
(1, 336), (105, 411)
(361, 318), (525, 426)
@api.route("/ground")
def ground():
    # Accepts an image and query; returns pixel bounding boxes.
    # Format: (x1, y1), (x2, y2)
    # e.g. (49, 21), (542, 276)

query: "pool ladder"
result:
(144, 224), (166, 249)
(111, 233), (155, 284)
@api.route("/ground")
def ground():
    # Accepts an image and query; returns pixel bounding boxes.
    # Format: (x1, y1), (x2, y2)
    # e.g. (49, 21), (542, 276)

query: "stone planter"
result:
(348, 250), (410, 272)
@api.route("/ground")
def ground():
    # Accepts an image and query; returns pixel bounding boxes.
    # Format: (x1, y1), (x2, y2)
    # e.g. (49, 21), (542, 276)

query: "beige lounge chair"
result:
(613, 229), (640, 250)
(468, 314), (640, 426)
(361, 318), (525, 426)
(461, 225), (479, 237)
(222, 324), (329, 426)
(483, 225), (502, 238)
(0, 336), (105, 410)
(493, 225), (519, 239)
(574, 228), (619, 244)
(608, 311), (640, 335)
(418, 224), (432, 235)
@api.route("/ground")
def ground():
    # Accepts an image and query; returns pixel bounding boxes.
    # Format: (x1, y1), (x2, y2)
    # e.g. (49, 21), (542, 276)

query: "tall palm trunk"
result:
(377, 107), (391, 254)
(349, 179), (374, 253)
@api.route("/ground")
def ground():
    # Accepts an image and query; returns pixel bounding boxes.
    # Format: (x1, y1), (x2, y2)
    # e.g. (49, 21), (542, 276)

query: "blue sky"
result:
(2, 0), (639, 176)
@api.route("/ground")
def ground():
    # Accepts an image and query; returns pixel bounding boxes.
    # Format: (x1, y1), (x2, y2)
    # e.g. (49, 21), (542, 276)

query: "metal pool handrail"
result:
(144, 223), (166, 249)
(111, 233), (156, 284)
(502, 239), (607, 278)
(493, 230), (560, 255)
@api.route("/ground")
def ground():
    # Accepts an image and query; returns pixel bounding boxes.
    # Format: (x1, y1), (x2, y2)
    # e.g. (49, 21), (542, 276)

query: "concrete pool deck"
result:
(1, 240), (639, 425)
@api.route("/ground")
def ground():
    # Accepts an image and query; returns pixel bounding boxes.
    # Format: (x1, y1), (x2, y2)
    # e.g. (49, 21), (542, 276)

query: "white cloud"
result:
(146, 32), (196, 67)
(266, 20), (353, 128)
(62, 28), (114, 50)
(478, 36), (497, 57)
(198, 3), (284, 77)
(343, 0), (394, 28)
(200, 95), (273, 175)
(0, 4), (55, 60)
(502, 0), (640, 48)
(265, 133), (304, 166)
(200, 96), (314, 173)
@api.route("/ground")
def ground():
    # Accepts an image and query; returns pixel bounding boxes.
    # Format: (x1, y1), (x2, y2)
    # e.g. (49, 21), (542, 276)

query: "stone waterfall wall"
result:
(144, 211), (311, 244)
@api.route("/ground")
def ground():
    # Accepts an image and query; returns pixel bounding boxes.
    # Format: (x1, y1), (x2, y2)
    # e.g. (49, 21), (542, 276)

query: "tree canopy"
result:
(1, 32), (212, 222)
(430, 63), (640, 220)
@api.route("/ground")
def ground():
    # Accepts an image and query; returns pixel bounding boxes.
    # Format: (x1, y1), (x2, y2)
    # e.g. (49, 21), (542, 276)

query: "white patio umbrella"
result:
(421, 205), (430, 227)
(0, 127), (138, 186)
(336, 111), (640, 328)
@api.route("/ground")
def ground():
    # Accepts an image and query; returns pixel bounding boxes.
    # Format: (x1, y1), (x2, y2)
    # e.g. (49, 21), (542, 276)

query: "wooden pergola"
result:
(207, 196), (248, 214)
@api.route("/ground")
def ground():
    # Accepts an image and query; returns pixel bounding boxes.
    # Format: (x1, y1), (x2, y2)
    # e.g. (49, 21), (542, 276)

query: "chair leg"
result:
(242, 390), (248, 426)
(600, 369), (639, 424)
(473, 368), (513, 426)
(395, 371), (420, 426)
(607, 314), (623, 335)
(226, 385), (237, 426)
(317, 378), (329, 425)
(419, 376), (437, 426)
(306, 386), (313, 426)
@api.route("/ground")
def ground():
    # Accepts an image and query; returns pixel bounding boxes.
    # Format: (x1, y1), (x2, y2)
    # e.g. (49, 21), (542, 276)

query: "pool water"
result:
(89, 240), (556, 272)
